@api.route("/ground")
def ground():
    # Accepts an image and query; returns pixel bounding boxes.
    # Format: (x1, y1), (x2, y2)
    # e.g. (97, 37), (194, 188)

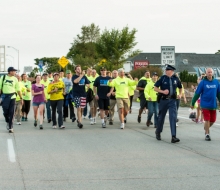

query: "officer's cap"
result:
(165, 64), (176, 71)
(152, 72), (158, 76)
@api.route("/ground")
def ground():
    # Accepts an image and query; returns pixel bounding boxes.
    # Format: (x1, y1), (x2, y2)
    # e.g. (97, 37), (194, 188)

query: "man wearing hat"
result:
(40, 73), (51, 123)
(62, 70), (76, 122)
(144, 72), (159, 128)
(0, 67), (23, 133)
(154, 64), (182, 143)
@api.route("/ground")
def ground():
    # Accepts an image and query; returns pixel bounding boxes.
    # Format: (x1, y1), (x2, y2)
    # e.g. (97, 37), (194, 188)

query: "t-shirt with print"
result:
(40, 79), (50, 99)
(47, 81), (65, 100)
(94, 76), (111, 99)
(72, 75), (90, 97)
(32, 84), (45, 103)
(0, 75), (20, 99)
(22, 80), (32, 100)
(63, 78), (73, 94)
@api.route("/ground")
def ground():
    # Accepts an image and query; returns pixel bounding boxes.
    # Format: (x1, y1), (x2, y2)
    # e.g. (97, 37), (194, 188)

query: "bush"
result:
(129, 66), (163, 79)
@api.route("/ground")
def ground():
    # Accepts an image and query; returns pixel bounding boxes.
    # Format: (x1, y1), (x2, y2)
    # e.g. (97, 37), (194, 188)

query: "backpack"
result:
(86, 88), (94, 103)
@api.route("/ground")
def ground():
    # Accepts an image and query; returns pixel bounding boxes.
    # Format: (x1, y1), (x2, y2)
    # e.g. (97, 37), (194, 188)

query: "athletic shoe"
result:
(9, 128), (14, 133)
(52, 125), (57, 129)
(199, 120), (204, 124)
(176, 118), (179, 122)
(6, 123), (9, 130)
(94, 118), (96, 124)
(39, 125), (43, 130)
(124, 117), (127, 123)
(72, 117), (76, 122)
(146, 120), (151, 127)
(21, 117), (25, 121)
(78, 122), (83, 128)
(109, 121), (113, 125)
(59, 125), (65, 129)
(192, 118), (198, 123)
(90, 119), (94, 125)
(83, 116), (86, 119)
(120, 123), (125, 129)
(137, 116), (141, 123)
(48, 118), (52, 123)
(205, 135), (211, 141)
(104, 116), (107, 124)
(25, 117), (28, 121)
(102, 123), (106, 128)
(176, 123), (178, 127)
(34, 120), (37, 127)
(16, 122), (21, 125)
(63, 118), (66, 122)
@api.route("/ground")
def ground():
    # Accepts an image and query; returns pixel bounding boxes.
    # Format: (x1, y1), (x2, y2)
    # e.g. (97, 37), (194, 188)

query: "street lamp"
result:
(7, 46), (19, 72)
(6, 54), (14, 66)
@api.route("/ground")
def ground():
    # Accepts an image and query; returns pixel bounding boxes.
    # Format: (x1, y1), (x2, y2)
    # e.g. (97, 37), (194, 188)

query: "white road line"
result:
(7, 139), (16, 163)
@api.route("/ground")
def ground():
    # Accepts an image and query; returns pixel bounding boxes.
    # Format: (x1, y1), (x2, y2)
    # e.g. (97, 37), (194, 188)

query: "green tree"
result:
(129, 66), (163, 79)
(28, 67), (39, 78)
(215, 50), (220, 54)
(96, 26), (138, 67)
(67, 23), (100, 68)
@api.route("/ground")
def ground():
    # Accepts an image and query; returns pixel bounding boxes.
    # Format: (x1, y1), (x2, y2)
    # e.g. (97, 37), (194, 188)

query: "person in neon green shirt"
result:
(0, 67), (23, 133)
(48, 72), (53, 83)
(108, 68), (138, 129)
(21, 73), (32, 121)
(15, 74), (26, 125)
(128, 82), (136, 113)
(144, 72), (159, 128)
(40, 73), (51, 123)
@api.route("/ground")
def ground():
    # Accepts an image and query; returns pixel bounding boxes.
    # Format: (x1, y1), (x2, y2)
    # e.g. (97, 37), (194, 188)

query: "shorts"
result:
(98, 99), (109, 110)
(32, 102), (45, 106)
(73, 96), (86, 108)
(116, 98), (129, 111)
(202, 109), (216, 122)
(89, 97), (98, 108)
(140, 97), (148, 109)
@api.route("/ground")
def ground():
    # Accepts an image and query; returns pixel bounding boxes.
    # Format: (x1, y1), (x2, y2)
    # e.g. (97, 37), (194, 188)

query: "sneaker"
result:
(63, 117), (66, 122)
(59, 125), (65, 129)
(6, 123), (9, 130)
(205, 135), (211, 141)
(192, 118), (198, 123)
(120, 123), (125, 129)
(25, 117), (28, 121)
(137, 116), (141, 123)
(78, 122), (83, 129)
(104, 116), (107, 124)
(52, 125), (57, 129)
(83, 116), (86, 119)
(72, 117), (76, 122)
(124, 117), (127, 123)
(34, 120), (37, 127)
(39, 125), (43, 130)
(146, 120), (151, 127)
(90, 119), (94, 125)
(176, 118), (179, 122)
(109, 121), (113, 125)
(21, 117), (25, 121)
(16, 122), (21, 125)
(102, 123), (106, 128)
(199, 120), (204, 124)
(48, 118), (52, 123)
(9, 128), (14, 133)
(94, 118), (96, 124)
(176, 123), (178, 127)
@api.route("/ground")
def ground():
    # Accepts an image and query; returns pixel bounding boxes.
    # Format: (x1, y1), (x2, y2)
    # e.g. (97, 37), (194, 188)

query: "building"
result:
(124, 52), (220, 80)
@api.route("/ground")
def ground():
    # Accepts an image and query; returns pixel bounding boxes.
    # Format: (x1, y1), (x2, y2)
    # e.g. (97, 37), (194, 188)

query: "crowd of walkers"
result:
(0, 65), (219, 143)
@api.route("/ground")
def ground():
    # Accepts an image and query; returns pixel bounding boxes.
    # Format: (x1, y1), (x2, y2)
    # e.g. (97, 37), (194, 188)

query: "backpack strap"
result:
(1, 75), (6, 94)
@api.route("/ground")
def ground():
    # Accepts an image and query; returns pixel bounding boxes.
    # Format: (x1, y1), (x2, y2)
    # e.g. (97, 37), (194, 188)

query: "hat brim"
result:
(10, 69), (17, 72)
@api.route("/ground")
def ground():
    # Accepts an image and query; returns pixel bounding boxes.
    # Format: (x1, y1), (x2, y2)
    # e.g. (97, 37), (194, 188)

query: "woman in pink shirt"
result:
(31, 75), (46, 129)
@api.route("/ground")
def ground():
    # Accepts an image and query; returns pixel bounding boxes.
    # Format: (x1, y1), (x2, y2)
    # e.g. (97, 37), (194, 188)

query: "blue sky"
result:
(1, 0), (219, 72)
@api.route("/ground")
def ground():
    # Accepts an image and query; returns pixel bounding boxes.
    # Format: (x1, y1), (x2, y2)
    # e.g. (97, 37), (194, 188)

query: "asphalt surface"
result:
(1, 102), (220, 190)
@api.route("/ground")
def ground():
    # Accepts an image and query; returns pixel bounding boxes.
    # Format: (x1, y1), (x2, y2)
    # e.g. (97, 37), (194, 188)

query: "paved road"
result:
(1, 102), (220, 190)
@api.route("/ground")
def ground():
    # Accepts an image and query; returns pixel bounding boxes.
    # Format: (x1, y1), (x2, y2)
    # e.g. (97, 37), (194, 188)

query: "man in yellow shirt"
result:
(0, 67), (23, 133)
(144, 72), (159, 128)
(109, 68), (138, 129)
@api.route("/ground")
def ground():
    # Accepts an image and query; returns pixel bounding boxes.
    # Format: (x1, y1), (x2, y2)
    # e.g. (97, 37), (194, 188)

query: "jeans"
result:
(63, 95), (75, 119)
(147, 101), (158, 127)
(50, 100), (63, 127)
(2, 96), (15, 129)
(46, 99), (51, 120)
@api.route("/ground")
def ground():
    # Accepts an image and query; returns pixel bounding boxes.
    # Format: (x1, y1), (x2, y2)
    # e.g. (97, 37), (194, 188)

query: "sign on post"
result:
(23, 66), (32, 73)
(58, 56), (69, 68)
(161, 46), (175, 65)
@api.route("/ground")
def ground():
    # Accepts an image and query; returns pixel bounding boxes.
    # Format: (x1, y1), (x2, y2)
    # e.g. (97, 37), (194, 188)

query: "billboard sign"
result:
(134, 60), (149, 69)
(161, 46), (175, 65)
(23, 66), (32, 73)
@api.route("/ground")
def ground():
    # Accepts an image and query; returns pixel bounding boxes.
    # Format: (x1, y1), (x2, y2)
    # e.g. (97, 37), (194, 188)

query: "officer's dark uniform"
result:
(154, 64), (182, 143)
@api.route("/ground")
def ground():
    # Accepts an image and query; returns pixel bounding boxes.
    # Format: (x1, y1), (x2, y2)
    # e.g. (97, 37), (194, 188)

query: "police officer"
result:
(154, 64), (182, 143)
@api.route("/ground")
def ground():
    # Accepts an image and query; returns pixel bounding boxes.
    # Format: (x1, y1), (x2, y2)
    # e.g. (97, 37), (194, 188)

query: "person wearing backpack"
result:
(0, 67), (23, 133)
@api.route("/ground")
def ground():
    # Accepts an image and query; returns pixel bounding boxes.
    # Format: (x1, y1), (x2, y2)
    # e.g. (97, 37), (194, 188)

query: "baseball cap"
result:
(8, 67), (17, 72)
(42, 73), (48, 76)
(165, 64), (176, 71)
(152, 72), (158, 76)
(100, 67), (107, 71)
(53, 72), (59, 77)
(66, 70), (71, 74)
